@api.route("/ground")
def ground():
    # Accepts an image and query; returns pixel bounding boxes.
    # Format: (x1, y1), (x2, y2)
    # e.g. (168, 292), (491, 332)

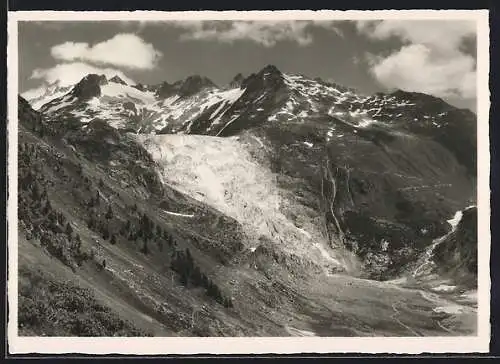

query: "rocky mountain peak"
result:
(260, 64), (282, 75)
(71, 74), (108, 101)
(131, 83), (146, 91)
(241, 64), (285, 92)
(154, 76), (218, 99)
(108, 75), (128, 85)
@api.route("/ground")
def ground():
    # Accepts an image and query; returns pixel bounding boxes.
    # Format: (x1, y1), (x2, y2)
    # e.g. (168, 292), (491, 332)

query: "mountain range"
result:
(18, 64), (478, 337)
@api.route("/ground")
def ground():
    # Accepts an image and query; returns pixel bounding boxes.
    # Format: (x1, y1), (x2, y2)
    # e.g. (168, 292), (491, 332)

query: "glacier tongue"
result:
(133, 133), (357, 272)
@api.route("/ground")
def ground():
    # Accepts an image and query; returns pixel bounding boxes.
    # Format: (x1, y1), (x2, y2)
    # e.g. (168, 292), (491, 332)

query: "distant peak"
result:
(131, 83), (145, 91)
(177, 75), (217, 97)
(46, 81), (66, 90)
(109, 75), (128, 85)
(230, 73), (245, 88)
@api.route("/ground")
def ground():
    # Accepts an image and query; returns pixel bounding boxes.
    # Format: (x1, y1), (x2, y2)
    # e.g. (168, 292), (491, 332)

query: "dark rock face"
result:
(261, 115), (473, 279)
(122, 101), (137, 113)
(432, 207), (477, 281)
(132, 83), (153, 92)
(360, 90), (477, 176)
(200, 65), (288, 136)
(109, 75), (128, 85)
(18, 96), (43, 133)
(71, 74), (108, 101)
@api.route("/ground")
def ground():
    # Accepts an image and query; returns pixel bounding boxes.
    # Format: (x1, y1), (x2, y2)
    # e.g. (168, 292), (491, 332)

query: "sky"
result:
(18, 19), (478, 111)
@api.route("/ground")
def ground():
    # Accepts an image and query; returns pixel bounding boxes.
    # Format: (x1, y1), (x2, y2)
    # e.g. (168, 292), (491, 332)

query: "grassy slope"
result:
(17, 118), (253, 336)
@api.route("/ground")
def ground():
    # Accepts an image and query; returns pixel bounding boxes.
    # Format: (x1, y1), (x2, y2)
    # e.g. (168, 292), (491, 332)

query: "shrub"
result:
(65, 222), (73, 236)
(19, 268), (149, 336)
(105, 205), (113, 220)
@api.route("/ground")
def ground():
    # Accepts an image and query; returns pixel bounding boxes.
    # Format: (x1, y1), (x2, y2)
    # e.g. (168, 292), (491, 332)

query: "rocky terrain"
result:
(18, 65), (478, 337)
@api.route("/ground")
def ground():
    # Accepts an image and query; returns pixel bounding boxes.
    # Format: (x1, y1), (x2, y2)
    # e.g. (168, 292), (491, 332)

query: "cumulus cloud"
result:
(170, 20), (343, 47)
(50, 33), (162, 69)
(176, 21), (313, 46)
(29, 62), (136, 87)
(356, 20), (477, 99)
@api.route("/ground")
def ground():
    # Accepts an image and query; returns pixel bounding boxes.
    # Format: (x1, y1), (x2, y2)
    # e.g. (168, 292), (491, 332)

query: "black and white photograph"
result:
(7, 10), (490, 354)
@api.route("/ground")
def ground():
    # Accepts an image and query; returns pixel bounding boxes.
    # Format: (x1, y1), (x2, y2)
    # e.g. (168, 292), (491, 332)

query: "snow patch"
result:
(208, 88), (246, 129)
(433, 305), (464, 315)
(357, 118), (375, 128)
(447, 210), (463, 231)
(216, 115), (240, 136)
(431, 284), (457, 293)
(86, 97), (101, 107)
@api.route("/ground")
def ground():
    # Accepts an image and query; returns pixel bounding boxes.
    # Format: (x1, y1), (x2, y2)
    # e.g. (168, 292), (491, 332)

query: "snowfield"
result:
(101, 83), (157, 104)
